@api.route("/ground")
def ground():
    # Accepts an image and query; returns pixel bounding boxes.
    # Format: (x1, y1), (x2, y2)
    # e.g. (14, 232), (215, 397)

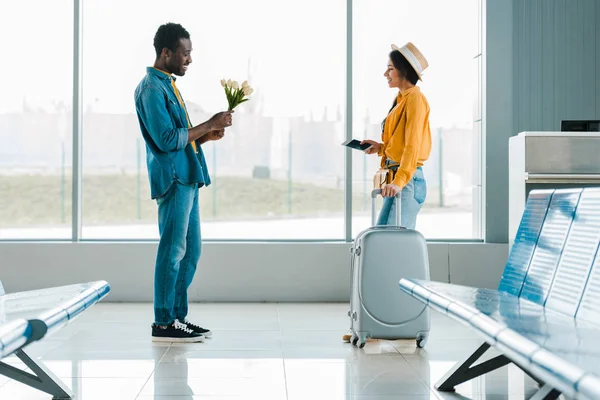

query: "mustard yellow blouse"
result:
(378, 86), (432, 188)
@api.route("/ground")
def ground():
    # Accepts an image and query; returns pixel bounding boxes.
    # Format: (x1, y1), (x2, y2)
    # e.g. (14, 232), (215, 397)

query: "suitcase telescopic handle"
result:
(371, 189), (401, 226)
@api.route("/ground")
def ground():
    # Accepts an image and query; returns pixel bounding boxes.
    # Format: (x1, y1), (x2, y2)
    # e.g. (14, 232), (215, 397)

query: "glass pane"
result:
(0, 1), (73, 239)
(352, 0), (480, 239)
(82, 0), (346, 240)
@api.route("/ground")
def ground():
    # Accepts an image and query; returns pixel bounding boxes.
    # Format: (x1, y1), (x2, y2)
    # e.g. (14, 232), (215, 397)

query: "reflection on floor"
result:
(0, 303), (564, 399)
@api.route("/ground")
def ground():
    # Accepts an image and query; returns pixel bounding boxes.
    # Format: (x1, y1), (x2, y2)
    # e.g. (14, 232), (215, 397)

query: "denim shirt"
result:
(134, 67), (211, 199)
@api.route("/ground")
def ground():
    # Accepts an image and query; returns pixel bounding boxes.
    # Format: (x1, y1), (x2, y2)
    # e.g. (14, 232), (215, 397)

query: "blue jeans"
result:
(154, 182), (201, 325)
(376, 167), (427, 229)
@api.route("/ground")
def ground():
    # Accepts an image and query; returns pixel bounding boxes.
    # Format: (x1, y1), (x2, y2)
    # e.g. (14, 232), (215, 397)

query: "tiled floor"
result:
(0, 303), (555, 399)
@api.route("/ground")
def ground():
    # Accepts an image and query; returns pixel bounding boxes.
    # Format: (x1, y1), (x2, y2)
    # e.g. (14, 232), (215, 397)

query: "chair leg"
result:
(0, 349), (73, 399)
(528, 384), (561, 400)
(436, 342), (512, 391)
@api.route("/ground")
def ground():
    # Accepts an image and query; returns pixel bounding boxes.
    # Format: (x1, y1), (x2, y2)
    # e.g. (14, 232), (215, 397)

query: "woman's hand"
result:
(361, 140), (381, 155)
(382, 183), (401, 197)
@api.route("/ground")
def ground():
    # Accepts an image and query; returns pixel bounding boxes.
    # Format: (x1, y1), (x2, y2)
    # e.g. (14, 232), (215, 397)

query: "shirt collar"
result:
(397, 85), (420, 100)
(147, 66), (175, 81)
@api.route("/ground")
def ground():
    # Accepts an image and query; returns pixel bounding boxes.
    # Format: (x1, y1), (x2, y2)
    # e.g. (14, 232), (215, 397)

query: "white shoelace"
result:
(173, 320), (194, 334)
(181, 319), (197, 328)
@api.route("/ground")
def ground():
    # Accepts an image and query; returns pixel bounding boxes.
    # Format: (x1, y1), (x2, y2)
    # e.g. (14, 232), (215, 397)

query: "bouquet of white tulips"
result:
(221, 79), (254, 111)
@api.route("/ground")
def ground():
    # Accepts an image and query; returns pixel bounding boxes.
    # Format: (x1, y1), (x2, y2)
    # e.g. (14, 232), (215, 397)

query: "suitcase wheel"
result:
(358, 340), (366, 349)
(416, 336), (428, 349)
(351, 336), (358, 346)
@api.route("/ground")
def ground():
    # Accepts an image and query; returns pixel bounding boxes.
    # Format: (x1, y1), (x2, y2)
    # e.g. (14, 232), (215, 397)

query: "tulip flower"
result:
(222, 78), (253, 110)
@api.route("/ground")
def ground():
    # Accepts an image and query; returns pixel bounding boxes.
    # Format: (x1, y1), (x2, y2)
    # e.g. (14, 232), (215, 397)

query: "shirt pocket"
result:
(166, 98), (184, 126)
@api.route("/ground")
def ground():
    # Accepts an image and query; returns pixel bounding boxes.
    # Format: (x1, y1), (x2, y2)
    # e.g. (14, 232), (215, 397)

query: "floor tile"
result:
(0, 377), (147, 400)
(139, 376), (287, 397)
(153, 358), (285, 379)
(0, 303), (555, 400)
(160, 348), (283, 363)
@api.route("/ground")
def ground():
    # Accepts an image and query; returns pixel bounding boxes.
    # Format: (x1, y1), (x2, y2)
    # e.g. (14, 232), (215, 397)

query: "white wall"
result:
(0, 242), (508, 301)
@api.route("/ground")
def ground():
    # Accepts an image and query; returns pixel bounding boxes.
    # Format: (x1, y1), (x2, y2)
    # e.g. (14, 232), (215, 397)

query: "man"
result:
(134, 22), (233, 342)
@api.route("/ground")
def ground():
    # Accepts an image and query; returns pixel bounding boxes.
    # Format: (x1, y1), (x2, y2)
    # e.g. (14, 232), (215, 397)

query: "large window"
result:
(0, 0), (73, 240)
(352, 0), (480, 239)
(81, 0), (347, 240)
(1, 0), (481, 241)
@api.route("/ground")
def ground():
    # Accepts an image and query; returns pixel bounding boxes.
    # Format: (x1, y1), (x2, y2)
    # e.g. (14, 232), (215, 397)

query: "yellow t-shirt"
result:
(378, 86), (432, 188)
(152, 67), (197, 153)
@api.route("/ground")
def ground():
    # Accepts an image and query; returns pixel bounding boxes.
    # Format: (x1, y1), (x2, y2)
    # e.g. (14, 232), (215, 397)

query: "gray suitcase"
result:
(347, 189), (430, 348)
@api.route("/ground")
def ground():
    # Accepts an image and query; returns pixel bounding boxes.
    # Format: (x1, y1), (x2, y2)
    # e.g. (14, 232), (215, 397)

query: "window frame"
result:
(1, 0), (483, 243)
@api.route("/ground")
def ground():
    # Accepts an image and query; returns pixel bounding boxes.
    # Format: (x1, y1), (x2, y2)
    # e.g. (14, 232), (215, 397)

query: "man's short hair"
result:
(153, 23), (190, 58)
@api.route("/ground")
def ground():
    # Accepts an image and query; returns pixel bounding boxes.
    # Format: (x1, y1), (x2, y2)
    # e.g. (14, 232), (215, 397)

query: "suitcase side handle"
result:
(371, 189), (401, 226)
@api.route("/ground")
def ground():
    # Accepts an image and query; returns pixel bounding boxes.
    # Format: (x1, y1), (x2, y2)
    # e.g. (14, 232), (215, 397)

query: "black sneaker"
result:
(178, 319), (212, 338)
(151, 320), (205, 343)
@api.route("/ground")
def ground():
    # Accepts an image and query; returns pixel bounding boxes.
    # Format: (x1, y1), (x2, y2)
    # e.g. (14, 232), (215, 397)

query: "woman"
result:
(343, 42), (432, 344)
(342, 42), (432, 344)
(362, 42), (432, 229)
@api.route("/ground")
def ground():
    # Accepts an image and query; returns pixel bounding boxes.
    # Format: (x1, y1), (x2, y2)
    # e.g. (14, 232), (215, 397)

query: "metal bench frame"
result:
(401, 188), (600, 400)
(0, 280), (110, 399)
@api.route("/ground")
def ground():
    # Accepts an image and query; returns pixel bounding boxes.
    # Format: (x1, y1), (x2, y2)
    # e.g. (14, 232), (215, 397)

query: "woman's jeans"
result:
(376, 167), (427, 229)
(154, 182), (201, 326)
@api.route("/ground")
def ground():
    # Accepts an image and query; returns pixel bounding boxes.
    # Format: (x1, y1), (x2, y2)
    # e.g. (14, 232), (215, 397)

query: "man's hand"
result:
(207, 129), (225, 141)
(361, 139), (381, 155)
(381, 183), (401, 197)
(188, 111), (233, 144)
(209, 110), (234, 130)
(198, 129), (225, 146)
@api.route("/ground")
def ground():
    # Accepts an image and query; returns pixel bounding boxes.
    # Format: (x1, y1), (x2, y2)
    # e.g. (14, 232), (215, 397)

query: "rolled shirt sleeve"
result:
(137, 87), (188, 153)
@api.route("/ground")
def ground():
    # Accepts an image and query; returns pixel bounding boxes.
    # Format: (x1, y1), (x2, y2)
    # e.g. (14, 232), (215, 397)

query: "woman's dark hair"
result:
(390, 50), (419, 86)
(381, 50), (420, 131)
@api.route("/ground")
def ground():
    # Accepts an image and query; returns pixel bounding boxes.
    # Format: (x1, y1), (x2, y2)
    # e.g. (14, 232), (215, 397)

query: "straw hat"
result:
(391, 42), (428, 80)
